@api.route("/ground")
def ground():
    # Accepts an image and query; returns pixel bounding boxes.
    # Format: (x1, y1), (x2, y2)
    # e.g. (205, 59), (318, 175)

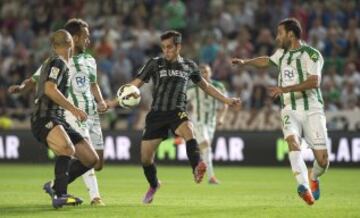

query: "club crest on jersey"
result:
(49, 67), (60, 79)
(71, 72), (90, 93)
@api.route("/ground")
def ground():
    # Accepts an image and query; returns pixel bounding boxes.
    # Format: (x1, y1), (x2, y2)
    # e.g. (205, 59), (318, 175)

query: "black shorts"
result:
(31, 116), (84, 147)
(142, 110), (189, 140)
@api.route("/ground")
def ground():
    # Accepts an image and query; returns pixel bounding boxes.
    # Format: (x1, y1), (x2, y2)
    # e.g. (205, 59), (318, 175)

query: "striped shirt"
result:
(32, 52), (98, 115)
(269, 44), (324, 111)
(32, 56), (69, 119)
(136, 56), (202, 112)
(187, 80), (226, 127)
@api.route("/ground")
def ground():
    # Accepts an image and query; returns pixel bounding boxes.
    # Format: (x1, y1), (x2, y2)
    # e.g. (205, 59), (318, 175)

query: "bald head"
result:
(50, 29), (73, 49)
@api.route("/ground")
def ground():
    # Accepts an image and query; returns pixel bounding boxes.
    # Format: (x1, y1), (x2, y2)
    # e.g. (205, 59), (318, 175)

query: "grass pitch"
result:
(0, 164), (359, 218)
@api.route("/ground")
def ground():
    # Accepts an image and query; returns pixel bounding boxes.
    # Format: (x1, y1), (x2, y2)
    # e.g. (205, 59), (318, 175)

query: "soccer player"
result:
(187, 64), (228, 184)
(8, 19), (107, 206)
(108, 30), (241, 204)
(31, 29), (99, 208)
(232, 18), (329, 205)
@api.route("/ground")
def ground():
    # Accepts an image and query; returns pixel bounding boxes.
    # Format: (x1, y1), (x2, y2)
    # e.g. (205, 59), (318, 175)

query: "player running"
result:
(232, 18), (329, 205)
(187, 64), (228, 184)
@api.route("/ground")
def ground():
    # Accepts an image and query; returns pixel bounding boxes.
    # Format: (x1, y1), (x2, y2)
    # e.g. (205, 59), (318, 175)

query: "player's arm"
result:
(45, 60), (87, 121)
(8, 77), (36, 94)
(197, 78), (240, 107)
(269, 75), (319, 98)
(216, 84), (228, 126)
(8, 65), (42, 94)
(91, 83), (108, 112)
(231, 56), (270, 68)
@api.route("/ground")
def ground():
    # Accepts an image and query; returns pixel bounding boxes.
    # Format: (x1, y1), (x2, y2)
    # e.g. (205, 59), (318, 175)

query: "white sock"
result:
(288, 151), (309, 188)
(201, 147), (214, 179)
(311, 160), (328, 181)
(82, 168), (100, 200)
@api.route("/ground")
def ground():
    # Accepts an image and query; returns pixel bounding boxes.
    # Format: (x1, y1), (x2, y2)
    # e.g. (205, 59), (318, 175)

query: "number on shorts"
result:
(283, 115), (290, 125)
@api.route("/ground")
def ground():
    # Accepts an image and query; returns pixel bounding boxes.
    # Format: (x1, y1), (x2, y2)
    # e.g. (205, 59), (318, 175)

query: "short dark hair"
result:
(279, 18), (302, 39)
(64, 18), (89, 36)
(160, 30), (182, 44)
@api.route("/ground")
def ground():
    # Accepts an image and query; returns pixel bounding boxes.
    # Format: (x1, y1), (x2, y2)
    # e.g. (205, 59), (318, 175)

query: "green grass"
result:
(0, 164), (359, 218)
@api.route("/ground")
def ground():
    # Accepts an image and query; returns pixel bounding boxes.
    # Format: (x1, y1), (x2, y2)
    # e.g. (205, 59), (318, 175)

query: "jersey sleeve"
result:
(269, 49), (284, 67)
(31, 65), (42, 83)
(88, 57), (97, 83)
(46, 58), (66, 84)
(136, 58), (157, 83)
(304, 50), (324, 77)
(188, 60), (202, 84)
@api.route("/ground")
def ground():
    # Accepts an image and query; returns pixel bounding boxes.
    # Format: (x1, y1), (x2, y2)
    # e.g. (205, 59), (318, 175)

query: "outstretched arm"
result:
(232, 56), (270, 68)
(8, 78), (36, 95)
(197, 78), (241, 107)
(106, 78), (145, 108)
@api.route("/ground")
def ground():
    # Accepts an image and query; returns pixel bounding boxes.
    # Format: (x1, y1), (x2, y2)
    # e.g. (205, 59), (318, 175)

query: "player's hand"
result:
(97, 100), (108, 113)
(231, 58), (246, 66)
(8, 85), (21, 94)
(268, 86), (286, 98)
(224, 97), (242, 109)
(71, 107), (88, 122)
(105, 99), (118, 109)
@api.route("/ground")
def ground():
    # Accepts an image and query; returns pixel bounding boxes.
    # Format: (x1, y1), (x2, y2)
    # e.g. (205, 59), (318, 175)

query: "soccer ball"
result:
(117, 84), (141, 108)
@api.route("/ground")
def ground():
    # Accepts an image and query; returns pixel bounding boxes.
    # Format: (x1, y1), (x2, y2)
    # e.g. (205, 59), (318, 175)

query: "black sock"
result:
(67, 159), (91, 184)
(54, 155), (71, 197)
(143, 164), (158, 188)
(186, 139), (200, 171)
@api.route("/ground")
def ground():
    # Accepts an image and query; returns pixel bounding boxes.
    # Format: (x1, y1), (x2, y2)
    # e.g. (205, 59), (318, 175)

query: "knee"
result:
(286, 136), (301, 151)
(63, 145), (75, 156)
(318, 158), (329, 169)
(141, 156), (153, 166)
(94, 161), (103, 171)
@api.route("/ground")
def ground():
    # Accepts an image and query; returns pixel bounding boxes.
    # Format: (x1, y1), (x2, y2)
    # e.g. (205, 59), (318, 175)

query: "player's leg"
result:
(46, 125), (83, 208)
(206, 127), (218, 184)
(175, 120), (206, 183)
(304, 111), (329, 200)
(83, 118), (105, 206)
(141, 138), (162, 204)
(282, 110), (314, 205)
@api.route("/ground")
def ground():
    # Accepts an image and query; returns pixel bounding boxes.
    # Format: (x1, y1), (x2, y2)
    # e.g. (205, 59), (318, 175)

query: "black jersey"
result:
(32, 56), (69, 120)
(136, 56), (202, 112)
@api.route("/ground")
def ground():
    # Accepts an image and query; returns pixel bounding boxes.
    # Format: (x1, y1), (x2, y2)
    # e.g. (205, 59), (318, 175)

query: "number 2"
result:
(283, 115), (290, 125)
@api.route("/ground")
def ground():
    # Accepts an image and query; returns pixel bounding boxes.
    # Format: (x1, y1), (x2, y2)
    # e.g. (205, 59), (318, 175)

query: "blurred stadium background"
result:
(0, 0), (359, 217)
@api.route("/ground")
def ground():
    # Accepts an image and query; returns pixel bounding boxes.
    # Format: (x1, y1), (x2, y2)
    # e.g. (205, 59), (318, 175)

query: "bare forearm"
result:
(45, 84), (76, 112)
(202, 83), (228, 103)
(217, 105), (228, 120)
(243, 57), (270, 68)
(91, 83), (105, 103)
(282, 77), (319, 93)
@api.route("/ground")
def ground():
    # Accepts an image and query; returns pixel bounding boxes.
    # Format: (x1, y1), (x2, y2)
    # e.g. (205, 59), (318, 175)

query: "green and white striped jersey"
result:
(187, 80), (226, 127)
(269, 44), (324, 111)
(32, 53), (98, 115)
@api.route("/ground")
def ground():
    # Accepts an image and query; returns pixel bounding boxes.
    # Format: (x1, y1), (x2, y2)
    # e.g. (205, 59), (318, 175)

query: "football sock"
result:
(289, 151), (309, 188)
(200, 147), (214, 179)
(54, 155), (71, 197)
(82, 168), (100, 200)
(143, 164), (158, 189)
(68, 159), (91, 184)
(186, 139), (201, 171)
(311, 160), (328, 180)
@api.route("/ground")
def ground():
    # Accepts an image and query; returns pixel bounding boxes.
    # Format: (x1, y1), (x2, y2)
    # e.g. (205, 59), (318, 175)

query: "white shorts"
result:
(281, 109), (328, 150)
(193, 123), (215, 145)
(65, 111), (104, 150)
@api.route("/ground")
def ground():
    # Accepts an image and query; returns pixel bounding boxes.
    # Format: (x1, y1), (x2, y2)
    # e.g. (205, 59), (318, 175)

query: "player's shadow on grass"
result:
(0, 204), (82, 216)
